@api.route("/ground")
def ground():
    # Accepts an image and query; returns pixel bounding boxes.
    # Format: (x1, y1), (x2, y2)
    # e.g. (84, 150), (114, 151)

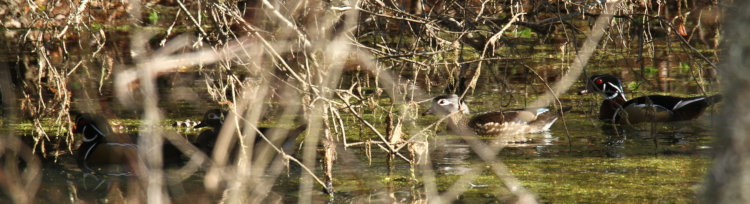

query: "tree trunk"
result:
(702, 1), (750, 202)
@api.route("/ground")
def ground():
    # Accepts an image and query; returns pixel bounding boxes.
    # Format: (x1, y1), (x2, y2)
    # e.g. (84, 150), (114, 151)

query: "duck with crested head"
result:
(73, 113), (186, 175)
(580, 74), (722, 124)
(424, 94), (561, 136)
(193, 109), (306, 162)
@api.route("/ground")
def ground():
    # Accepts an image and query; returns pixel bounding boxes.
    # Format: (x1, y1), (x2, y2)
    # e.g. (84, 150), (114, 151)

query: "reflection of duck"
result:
(430, 139), (472, 175)
(172, 119), (200, 129)
(73, 113), (185, 174)
(486, 131), (557, 147)
(581, 74), (722, 124)
(76, 172), (115, 200)
(193, 109), (306, 162)
(424, 94), (561, 135)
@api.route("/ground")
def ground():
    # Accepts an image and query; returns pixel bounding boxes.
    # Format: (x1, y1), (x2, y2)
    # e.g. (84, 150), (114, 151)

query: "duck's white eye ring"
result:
(438, 99), (448, 105)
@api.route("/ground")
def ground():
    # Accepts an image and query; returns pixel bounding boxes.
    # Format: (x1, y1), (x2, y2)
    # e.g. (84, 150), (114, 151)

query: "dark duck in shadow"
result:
(193, 109), (307, 163)
(73, 113), (186, 175)
(580, 74), (722, 124)
(424, 94), (561, 135)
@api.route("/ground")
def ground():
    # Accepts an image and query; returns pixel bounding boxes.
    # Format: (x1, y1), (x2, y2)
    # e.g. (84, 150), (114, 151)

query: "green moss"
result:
(505, 155), (709, 203)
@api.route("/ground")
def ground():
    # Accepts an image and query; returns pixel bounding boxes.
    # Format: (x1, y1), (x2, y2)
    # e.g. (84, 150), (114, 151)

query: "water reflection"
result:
(431, 139), (472, 175)
(61, 167), (219, 203)
(77, 173), (114, 199)
(430, 131), (560, 176)
(487, 132), (557, 148)
(595, 117), (715, 158)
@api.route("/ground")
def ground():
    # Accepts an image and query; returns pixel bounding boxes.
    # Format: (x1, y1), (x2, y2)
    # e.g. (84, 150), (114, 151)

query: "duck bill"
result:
(422, 109), (433, 116)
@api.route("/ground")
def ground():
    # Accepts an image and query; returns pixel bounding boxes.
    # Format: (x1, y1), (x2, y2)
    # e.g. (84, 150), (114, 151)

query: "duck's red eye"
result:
(595, 78), (603, 84)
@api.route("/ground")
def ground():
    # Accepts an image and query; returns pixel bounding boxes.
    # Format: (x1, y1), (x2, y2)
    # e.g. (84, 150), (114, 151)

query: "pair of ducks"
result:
(425, 74), (722, 136)
(74, 109), (306, 174)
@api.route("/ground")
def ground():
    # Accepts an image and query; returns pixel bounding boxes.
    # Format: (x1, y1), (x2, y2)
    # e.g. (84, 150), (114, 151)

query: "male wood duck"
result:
(580, 74), (722, 124)
(194, 109), (306, 162)
(74, 113), (139, 174)
(424, 95), (561, 135)
(74, 113), (185, 174)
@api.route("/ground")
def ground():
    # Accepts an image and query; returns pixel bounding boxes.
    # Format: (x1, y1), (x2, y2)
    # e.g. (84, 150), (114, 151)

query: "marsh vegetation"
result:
(0, 0), (729, 203)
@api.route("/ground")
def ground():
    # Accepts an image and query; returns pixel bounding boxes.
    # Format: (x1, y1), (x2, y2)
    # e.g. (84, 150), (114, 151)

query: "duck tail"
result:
(706, 94), (722, 105)
(280, 124), (307, 151)
(290, 124), (308, 138)
(560, 106), (573, 113)
(529, 106), (571, 132)
(530, 111), (559, 132)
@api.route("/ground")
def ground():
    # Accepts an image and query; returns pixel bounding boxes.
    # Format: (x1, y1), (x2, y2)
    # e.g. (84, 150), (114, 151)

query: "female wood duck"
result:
(193, 109), (228, 154)
(194, 109), (306, 161)
(74, 113), (185, 174)
(581, 74), (722, 124)
(423, 95), (560, 135)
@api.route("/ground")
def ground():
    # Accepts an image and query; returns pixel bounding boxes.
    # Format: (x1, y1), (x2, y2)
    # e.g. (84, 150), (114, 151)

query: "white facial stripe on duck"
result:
(81, 123), (109, 142)
(590, 75), (626, 100)
(602, 81), (626, 100)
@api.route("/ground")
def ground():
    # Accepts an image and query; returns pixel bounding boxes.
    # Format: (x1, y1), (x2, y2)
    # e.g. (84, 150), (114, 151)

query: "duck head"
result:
(581, 74), (627, 100)
(195, 109), (227, 129)
(423, 94), (470, 116)
(73, 113), (112, 143)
